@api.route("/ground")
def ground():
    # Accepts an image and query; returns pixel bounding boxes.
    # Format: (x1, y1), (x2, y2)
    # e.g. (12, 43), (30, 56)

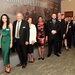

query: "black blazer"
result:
(71, 20), (75, 32)
(13, 20), (29, 45)
(47, 19), (60, 39)
(58, 19), (66, 36)
(67, 20), (73, 35)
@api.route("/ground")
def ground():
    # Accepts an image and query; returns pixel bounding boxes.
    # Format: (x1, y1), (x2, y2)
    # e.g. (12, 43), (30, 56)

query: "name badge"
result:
(6, 29), (9, 31)
(23, 27), (26, 28)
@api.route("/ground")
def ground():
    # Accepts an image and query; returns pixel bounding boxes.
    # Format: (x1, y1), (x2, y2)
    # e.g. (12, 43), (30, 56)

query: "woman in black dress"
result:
(64, 17), (69, 50)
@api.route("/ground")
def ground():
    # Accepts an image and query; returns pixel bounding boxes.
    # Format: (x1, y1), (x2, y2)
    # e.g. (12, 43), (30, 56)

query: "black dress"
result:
(64, 22), (68, 39)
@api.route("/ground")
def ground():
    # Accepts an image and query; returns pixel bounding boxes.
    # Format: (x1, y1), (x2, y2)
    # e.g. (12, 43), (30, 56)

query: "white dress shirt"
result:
(29, 24), (37, 44)
(73, 21), (75, 25)
(15, 21), (22, 38)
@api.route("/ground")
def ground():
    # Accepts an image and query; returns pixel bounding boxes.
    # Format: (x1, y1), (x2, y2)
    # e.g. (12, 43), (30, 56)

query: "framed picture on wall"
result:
(64, 11), (73, 17)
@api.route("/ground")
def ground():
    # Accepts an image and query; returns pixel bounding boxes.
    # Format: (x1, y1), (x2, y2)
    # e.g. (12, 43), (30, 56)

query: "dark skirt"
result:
(27, 44), (34, 54)
(64, 33), (68, 39)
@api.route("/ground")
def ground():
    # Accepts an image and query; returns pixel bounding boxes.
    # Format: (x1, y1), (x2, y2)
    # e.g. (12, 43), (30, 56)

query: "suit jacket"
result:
(71, 20), (75, 32)
(58, 19), (66, 36)
(67, 20), (73, 35)
(13, 20), (29, 45)
(47, 19), (60, 39)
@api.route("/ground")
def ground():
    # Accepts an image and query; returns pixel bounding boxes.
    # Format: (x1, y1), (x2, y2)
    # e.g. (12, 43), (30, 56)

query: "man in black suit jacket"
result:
(47, 13), (60, 57)
(72, 16), (75, 48)
(13, 13), (29, 69)
(57, 13), (66, 54)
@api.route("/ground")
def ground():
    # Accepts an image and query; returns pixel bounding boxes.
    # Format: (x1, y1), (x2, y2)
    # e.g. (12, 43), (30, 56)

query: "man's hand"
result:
(51, 30), (57, 35)
(25, 41), (29, 45)
(69, 26), (71, 28)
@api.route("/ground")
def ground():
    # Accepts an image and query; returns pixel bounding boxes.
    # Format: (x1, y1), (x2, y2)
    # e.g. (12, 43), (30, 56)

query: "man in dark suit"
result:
(47, 13), (60, 57)
(13, 13), (29, 69)
(57, 13), (66, 54)
(72, 16), (75, 48)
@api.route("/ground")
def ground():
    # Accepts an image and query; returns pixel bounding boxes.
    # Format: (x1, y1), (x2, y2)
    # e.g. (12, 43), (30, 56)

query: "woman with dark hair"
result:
(0, 30), (2, 48)
(0, 14), (13, 73)
(27, 17), (37, 63)
(36, 16), (46, 60)
(64, 17), (69, 50)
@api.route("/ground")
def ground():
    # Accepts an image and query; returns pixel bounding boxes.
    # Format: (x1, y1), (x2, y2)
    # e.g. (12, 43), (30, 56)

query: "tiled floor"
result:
(0, 47), (75, 75)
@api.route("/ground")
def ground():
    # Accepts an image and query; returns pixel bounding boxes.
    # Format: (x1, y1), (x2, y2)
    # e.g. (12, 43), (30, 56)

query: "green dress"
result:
(0, 30), (2, 48)
(1, 27), (10, 65)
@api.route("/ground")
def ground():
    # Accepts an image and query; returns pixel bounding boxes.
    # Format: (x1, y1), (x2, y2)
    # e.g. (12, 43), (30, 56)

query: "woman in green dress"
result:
(0, 14), (13, 73)
(0, 30), (2, 48)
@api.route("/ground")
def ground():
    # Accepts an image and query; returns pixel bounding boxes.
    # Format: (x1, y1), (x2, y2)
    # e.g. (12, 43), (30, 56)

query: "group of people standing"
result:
(0, 12), (75, 74)
(47, 13), (75, 57)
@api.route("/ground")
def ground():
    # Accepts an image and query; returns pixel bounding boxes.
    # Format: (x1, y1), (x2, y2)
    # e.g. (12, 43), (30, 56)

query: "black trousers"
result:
(58, 36), (63, 53)
(73, 31), (75, 47)
(67, 30), (72, 48)
(16, 39), (28, 65)
(27, 44), (34, 54)
(48, 36), (58, 55)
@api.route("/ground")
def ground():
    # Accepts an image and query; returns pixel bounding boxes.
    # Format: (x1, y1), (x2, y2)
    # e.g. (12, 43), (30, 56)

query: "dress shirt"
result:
(15, 21), (22, 38)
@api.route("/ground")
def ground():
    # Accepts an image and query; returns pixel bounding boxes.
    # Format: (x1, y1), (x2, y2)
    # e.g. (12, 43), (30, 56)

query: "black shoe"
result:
(42, 58), (44, 60)
(16, 63), (22, 67)
(22, 64), (27, 69)
(38, 58), (42, 60)
(29, 61), (32, 63)
(47, 54), (51, 57)
(59, 51), (61, 54)
(55, 54), (60, 57)
(69, 46), (71, 49)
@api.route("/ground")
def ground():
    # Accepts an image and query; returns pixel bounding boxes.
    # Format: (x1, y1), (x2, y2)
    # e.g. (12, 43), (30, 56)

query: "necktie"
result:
(17, 22), (20, 38)
(52, 19), (56, 26)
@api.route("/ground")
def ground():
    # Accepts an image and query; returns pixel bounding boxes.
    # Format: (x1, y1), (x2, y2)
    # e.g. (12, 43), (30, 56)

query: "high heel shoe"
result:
(32, 58), (35, 62)
(29, 58), (35, 63)
(5, 66), (11, 73)
(41, 58), (44, 60)
(5, 70), (10, 73)
(38, 57), (42, 60)
(65, 46), (69, 50)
